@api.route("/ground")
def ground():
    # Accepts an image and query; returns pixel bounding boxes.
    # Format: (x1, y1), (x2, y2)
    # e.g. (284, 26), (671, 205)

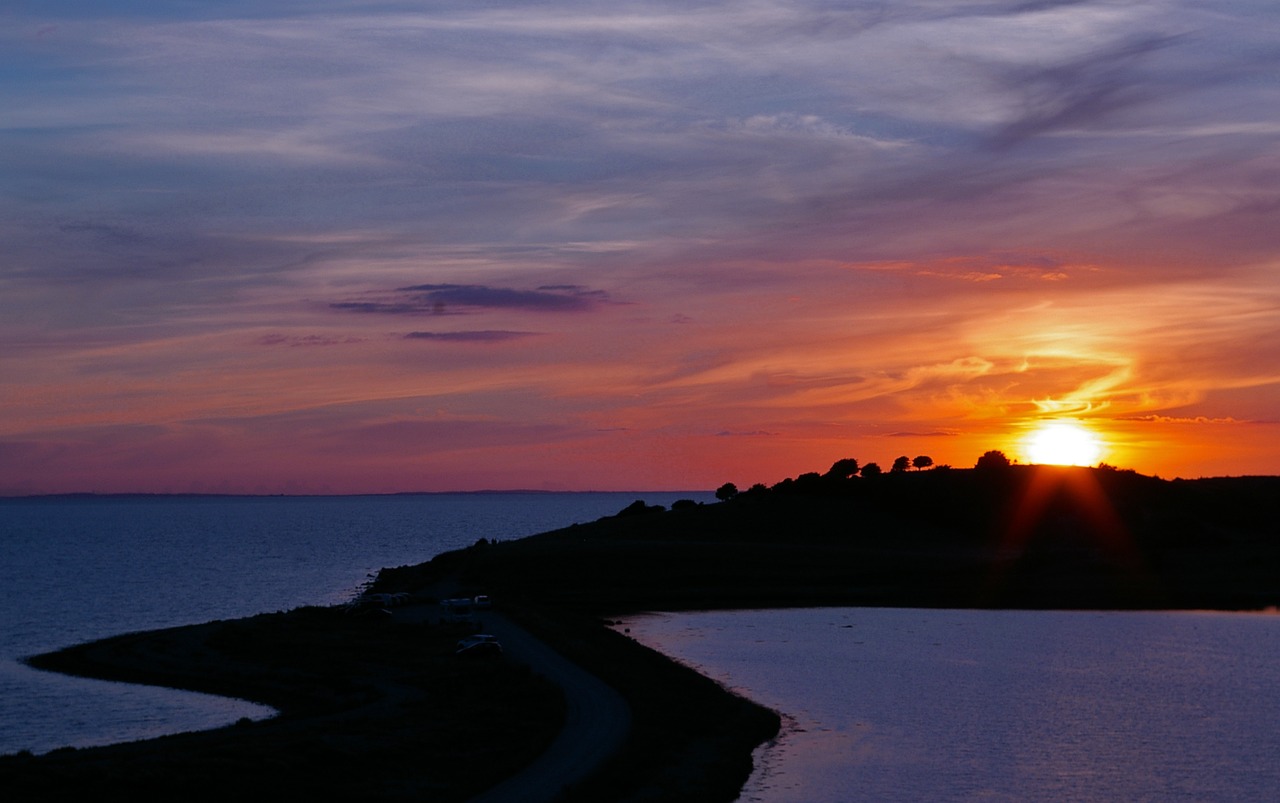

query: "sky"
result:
(3, 0), (1279, 494)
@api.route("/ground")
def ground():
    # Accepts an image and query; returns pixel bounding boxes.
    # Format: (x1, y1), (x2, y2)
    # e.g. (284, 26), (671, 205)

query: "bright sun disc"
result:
(1025, 422), (1103, 466)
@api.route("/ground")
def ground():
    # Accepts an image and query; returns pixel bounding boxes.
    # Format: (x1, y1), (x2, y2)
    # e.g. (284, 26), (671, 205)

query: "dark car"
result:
(455, 634), (502, 657)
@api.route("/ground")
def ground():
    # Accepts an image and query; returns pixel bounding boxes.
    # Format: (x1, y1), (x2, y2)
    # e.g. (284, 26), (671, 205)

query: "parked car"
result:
(455, 633), (502, 657)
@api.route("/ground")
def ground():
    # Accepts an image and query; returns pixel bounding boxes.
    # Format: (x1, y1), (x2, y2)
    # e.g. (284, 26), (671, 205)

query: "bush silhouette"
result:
(715, 482), (739, 501)
(825, 458), (860, 479)
(974, 450), (1012, 471)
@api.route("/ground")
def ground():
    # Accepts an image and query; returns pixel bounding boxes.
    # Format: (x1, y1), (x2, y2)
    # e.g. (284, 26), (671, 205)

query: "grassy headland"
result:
(377, 463), (1280, 613)
(6, 462), (1278, 801)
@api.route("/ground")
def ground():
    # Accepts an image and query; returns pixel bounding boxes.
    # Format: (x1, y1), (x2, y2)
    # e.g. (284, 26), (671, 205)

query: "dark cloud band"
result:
(403, 330), (538, 342)
(332, 283), (611, 316)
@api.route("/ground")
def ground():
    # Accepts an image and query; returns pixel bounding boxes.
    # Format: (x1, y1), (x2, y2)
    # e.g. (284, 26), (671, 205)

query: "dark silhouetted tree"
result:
(825, 458), (860, 479)
(861, 462), (882, 478)
(891, 455), (911, 474)
(912, 455), (934, 471)
(974, 450), (1012, 471)
(715, 482), (739, 501)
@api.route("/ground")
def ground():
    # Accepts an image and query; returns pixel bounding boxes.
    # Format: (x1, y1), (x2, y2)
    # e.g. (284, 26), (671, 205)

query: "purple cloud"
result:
(329, 301), (431, 315)
(398, 284), (610, 312)
(256, 334), (364, 347)
(332, 283), (611, 316)
(403, 330), (538, 343)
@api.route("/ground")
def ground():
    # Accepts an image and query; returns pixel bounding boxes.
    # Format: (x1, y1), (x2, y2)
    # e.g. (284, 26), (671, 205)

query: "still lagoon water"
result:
(0, 491), (708, 756)
(624, 607), (1280, 802)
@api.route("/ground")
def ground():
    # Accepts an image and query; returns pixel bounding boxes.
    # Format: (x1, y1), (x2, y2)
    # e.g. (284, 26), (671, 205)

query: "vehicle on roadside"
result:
(456, 633), (502, 657)
(440, 597), (475, 622)
(344, 591), (410, 616)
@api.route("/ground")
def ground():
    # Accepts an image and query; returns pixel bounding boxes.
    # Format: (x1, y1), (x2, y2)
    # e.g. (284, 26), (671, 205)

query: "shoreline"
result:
(14, 591), (1273, 803)
(6, 600), (779, 803)
(5, 606), (568, 802)
(8, 594), (1276, 801)
(7, 467), (1279, 800)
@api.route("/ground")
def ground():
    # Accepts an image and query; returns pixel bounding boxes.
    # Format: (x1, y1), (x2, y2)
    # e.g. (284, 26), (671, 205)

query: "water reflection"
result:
(624, 608), (1280, 802)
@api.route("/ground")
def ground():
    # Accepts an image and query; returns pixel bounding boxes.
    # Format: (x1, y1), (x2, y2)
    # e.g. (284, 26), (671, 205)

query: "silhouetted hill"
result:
(376, 464), (1280, 611)
(12, 463), (1276, 803)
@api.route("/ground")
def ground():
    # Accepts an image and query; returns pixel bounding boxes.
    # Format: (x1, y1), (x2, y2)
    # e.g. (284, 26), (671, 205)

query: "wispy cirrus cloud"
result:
(256, 334), (364, 347)
(887, 431), (961, 438)
(1120, 415), (1249, 425)
(985, 33), (1187, 149)
(4, 1), (1280, 491)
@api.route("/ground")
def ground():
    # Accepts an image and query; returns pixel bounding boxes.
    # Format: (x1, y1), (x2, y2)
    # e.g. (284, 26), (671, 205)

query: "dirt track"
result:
(395, 606), (631, 802)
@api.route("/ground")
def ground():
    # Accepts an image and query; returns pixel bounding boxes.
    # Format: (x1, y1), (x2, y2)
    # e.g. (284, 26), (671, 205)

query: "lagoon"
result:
(624, 607), (1280, 802)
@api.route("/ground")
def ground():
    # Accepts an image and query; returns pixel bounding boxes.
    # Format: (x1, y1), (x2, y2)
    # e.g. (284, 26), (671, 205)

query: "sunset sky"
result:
(3, 1), (1279, 494)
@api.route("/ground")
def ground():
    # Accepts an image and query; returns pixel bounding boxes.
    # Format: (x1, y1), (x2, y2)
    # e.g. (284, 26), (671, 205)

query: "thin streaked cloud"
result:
(2, 1), (1278, 492)
(403, 330), (540, 343)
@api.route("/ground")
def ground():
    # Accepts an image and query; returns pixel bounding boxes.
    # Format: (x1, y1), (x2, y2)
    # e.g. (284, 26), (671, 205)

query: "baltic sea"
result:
(0, 491), (708, 756)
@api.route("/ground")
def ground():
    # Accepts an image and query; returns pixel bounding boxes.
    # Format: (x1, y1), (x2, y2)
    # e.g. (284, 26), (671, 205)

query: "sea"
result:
(8, 497), (1280, 800)
(623, 607), (1280, 803)
(0, 491), (710, 756)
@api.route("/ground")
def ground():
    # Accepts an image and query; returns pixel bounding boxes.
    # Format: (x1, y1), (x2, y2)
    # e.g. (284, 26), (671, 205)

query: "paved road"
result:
(396, 606), (631, 802)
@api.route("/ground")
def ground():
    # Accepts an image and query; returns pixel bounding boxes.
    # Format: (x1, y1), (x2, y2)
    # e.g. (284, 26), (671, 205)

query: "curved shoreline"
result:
(6, 599), (779, 803)
(6, 467), (1278, 800)
(5, 606), (569, 802)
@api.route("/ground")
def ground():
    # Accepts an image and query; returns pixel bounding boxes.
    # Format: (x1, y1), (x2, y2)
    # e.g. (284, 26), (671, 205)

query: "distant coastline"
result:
(0, 489), (709, 501)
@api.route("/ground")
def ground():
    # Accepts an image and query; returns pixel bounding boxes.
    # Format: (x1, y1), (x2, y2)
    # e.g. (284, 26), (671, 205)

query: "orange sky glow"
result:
(2, 2), (1279, 494)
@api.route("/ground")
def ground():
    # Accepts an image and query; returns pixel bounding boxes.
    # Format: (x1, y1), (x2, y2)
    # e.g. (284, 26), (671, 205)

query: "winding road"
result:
(395, 606), (631, 802)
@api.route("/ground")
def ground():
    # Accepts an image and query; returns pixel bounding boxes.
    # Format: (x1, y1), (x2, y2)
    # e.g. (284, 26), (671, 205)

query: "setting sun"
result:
(1024, 421), (1104, 466)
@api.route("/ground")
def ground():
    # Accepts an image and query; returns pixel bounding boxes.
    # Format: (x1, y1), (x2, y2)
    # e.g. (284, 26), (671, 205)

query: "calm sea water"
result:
(624, 607), (1280, 803)
(0, 492), (709, 756)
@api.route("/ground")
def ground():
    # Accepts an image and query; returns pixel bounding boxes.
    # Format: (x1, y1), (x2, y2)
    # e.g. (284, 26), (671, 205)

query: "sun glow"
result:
(1024, 421), (1104, 466)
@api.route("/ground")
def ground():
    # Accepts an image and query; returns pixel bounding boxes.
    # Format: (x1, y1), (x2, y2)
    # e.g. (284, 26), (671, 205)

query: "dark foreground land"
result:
(6, 464), (1280, 801)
